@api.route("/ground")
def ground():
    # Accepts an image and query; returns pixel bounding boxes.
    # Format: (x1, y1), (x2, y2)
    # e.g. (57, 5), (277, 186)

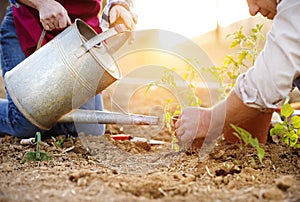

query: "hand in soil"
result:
(174, 107), (214, 150)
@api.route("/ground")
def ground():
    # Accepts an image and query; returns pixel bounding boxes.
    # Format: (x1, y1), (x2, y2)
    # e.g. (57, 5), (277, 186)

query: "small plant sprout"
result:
(51, 136), (65, 148)
(21, 132), (52, 163)
(231, 124), (265, 164)
(270, 103), (300, 149)
(171, 135), (180, 152)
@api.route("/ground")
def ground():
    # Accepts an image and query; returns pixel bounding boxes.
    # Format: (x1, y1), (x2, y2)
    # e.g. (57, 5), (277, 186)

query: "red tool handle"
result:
(111, 134), (132, 141)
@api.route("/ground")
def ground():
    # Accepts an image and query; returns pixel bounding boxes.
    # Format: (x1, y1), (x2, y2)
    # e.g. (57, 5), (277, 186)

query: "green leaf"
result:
(171, 136), (180, 152)
(289, 132), (298, 147)
(250, 138), (259, 148)
(292, 116), (300, 128)
(281, 132), (293, 145)
(270, 123), (286, 136)
(21, 132), (52, 164)
(230, 40), (240, 48)
(256, 147), (265, 164)
(231, 124), (265, 163)
(281, 103), (294, 118)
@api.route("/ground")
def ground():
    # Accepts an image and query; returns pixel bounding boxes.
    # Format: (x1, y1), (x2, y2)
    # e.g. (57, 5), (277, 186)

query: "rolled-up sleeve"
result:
(234, 0), (300, 109)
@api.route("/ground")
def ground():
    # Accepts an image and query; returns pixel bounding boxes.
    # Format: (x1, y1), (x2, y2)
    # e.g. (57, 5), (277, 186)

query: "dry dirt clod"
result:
(213, 149), (225, 159)
(243, 167), (258, 176)
(213, 176), (223, 185)
(275, 175), (294, 191)
(0, 163), (13, 172)
(262, 187), (285, 200)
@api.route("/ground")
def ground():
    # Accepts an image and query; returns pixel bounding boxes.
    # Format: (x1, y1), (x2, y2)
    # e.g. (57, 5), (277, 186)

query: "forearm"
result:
(223, 91), (264, 129)
(212, 90), (273, 143)
(205, 91), (260, 136)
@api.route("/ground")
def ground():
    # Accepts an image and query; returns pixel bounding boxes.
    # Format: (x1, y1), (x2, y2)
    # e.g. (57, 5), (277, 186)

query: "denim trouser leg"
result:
(0, 7), (105, 138)
(0, 7), (40, 137)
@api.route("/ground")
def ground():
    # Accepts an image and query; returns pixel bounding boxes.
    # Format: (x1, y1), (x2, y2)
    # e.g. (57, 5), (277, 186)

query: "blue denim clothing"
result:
(0, 7), (105, 138)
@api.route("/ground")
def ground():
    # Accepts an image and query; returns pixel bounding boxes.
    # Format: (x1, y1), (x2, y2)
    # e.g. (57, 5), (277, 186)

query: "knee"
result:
(11, 122), (39, 138)
(9, 113), (39, 138)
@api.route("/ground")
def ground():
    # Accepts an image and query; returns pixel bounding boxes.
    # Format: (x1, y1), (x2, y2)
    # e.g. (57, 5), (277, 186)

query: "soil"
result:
(1, 85), (300, 202)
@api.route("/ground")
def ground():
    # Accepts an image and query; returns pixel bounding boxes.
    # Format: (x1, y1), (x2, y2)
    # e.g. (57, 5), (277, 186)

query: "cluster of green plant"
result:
(270, 103), (300, 148)
(146, 24), (267, 155)
(203, 24), (267, 162)
(51, 136), (65, 148)
(204, 24), (265, 98)
(145, 63), (202, 151)
(146, 63), (202, 130)
(231, 124), (265, 164)
(21, 132), (52, 163)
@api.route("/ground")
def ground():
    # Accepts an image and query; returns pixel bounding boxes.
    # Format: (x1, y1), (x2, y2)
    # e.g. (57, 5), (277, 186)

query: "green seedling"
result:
(21, 132), (52, 163)
(203, 24), (265, 99)
(51, 136), (65, 148)
(146, 64), (202, 151)
(231, 124), (265, 164)
(171, 135), (180, 152)
(270, 103), (300, 148)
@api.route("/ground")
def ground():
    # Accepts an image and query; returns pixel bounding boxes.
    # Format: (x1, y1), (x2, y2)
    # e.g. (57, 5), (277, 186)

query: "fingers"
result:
(173, 107), (211, 151)
(248, 4), (260, 16)
(57, 14), (71, 29)
(41, 14), (70, 31)
(174, 109), (199, 142)
(38, 2), (71, 31)
(266, 12), (276, 20)
(247, 0), (277, 19)
(258, 8), (276, 19)
(109, 5), (137, 30)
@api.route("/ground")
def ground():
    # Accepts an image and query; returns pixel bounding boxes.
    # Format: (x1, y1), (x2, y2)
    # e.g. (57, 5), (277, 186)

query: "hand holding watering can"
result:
(36, 1), (136, 31)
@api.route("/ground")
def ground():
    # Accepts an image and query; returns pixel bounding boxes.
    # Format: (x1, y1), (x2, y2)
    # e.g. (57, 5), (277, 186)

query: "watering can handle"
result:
(75, 24), (129, 58)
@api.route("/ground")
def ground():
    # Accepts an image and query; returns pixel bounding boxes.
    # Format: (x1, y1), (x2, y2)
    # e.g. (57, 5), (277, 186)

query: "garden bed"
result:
(0, 86), (299, 202)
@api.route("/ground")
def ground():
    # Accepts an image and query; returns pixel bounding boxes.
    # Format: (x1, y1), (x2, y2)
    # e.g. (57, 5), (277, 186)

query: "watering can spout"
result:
(57, 109), (159, 125)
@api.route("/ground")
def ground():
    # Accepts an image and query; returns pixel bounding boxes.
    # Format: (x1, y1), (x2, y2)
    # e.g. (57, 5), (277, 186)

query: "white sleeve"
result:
(234, 0), (300, 109)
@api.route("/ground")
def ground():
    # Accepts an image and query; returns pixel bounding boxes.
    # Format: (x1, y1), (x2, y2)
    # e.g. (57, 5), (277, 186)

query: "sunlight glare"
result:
(135, 0), (250, 38)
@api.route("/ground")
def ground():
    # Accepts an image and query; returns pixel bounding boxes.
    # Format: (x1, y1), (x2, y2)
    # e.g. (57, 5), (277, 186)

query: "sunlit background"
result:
(135, 0), (251, 38)
(108, 0), (272, 109)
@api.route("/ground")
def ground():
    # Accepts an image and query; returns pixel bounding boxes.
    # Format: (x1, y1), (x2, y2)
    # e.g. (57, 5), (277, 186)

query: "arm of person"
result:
(175, 89), (271, 149)
(100, 0), (137, 30)
(175, 0), (300, 148)
(9, 0), (71, 31)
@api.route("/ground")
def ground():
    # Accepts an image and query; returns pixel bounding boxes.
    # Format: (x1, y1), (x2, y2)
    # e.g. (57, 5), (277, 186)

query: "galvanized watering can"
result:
(4, 19), (158, 130)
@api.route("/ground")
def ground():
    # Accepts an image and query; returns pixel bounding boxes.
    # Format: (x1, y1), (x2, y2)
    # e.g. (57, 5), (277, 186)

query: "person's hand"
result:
(109, 5), (137, 30)
(174, 107), (211, 150)
(36, 0), (71, 31)
(246, 0), (278, 19)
